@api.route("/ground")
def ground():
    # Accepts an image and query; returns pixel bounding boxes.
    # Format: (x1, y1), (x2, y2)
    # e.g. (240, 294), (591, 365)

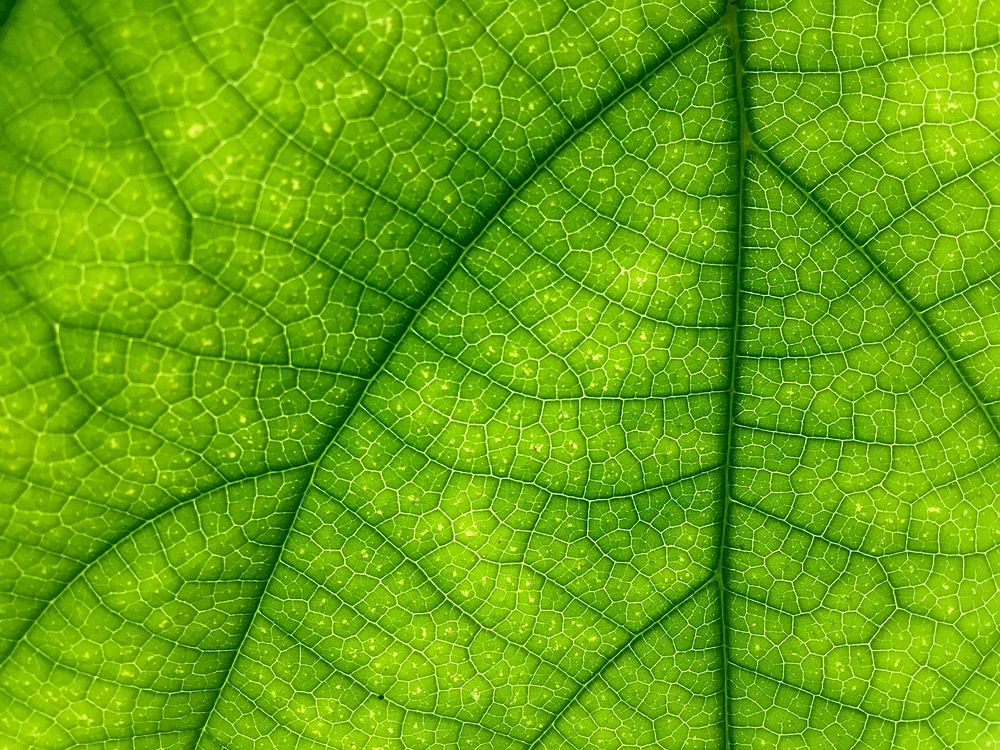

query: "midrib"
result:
(716, 2), (748, 748)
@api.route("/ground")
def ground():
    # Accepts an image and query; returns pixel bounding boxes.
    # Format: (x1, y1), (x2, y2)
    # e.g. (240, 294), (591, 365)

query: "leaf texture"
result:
(0, 0), (998, 748)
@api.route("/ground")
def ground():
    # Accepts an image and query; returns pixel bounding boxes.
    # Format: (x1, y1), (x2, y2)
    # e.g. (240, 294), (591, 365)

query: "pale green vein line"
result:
(52, 319), (366, 378)
(306, 484), (617, 662)
(750, 145), (1000, 445)
(284, 3), (519, 193)
(730, 497), (884, 559)
(0, 465), (302, 667)
(524, 575), (716, 750)
(253, 612), (530, 747)
(880, 151), (1000, 245)
(729, 661), (900, 721)
(748, 43), (999, 74)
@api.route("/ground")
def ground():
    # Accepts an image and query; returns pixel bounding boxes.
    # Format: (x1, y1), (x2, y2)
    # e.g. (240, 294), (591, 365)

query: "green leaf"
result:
(1, 0), (998, 747)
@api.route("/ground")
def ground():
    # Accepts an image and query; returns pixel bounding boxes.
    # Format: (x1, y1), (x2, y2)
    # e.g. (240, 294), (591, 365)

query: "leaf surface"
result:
(1, 0), (998, 748)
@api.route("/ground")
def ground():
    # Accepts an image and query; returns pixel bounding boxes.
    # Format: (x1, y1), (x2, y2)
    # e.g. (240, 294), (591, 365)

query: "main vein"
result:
(715, 3), (746, 748)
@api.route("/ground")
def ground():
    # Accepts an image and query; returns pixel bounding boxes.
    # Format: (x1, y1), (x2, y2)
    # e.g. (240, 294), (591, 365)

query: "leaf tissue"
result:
(1, 0), (998, 747)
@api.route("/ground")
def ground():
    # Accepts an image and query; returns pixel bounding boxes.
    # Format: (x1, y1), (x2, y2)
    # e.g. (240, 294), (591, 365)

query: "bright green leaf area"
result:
(1, 0), (999, 747)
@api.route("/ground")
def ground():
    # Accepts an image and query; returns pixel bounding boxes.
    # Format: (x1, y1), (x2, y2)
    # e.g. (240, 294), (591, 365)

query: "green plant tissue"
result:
(1, 0), (998, 747)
